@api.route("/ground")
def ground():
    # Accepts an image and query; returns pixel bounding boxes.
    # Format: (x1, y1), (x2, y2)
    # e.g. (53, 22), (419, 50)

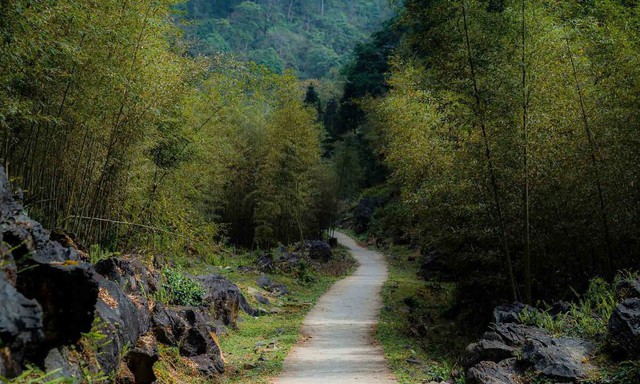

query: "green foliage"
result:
(377, 243), (470, 384)
(361, 0), (640, 308)
(180, 0), (394, 80)
(158, 269), (205, 307)
(2, 367), (69, 384)
(332, 133), (364, 199)
(602, 361), (640, 384)
(520, 277), (619, 339)
(0, 0), (335, 254)
(88, 245), (120, 265)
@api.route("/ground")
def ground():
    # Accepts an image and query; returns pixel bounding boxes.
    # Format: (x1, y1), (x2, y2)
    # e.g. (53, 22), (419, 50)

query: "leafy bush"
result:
(157, 269), (205, 307)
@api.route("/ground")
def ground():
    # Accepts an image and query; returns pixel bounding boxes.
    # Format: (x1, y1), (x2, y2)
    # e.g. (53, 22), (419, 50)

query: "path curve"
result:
(274, 231), (397, 384)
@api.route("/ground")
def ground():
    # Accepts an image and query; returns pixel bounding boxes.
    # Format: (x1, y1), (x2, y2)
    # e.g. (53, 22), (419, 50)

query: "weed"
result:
(1, 367), (69, 384)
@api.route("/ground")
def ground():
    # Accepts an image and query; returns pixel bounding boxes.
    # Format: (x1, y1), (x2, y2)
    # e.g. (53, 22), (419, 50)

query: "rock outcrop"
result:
(0, 166), (238, 382)
(609, 276), (640, 358)
(197, 274), (257, 328)
(465, 304), (595, 384)
(0, 166), (98, 377)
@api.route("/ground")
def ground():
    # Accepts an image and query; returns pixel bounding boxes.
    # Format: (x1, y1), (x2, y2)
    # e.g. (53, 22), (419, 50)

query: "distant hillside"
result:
(178, 0), (392, 79)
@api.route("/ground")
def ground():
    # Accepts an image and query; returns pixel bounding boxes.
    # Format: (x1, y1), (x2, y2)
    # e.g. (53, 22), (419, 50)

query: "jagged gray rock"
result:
(198, 274), (257, 328)
(151, 304), (224, 376)
(467, 358), (523, 384)
(609, 298), (640, 358)
(523, 337), (594, 381)
(466, 305), (595, 383)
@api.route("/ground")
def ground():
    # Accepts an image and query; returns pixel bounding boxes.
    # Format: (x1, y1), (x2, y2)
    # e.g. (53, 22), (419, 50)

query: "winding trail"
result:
(274, 231), (397, 384)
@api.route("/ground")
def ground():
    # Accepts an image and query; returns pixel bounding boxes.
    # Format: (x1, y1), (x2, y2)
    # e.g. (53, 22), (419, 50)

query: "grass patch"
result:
(376, 244), (470, 384)
(218, 275), (337, 383)
(186, 244), (357, 384)
(218, 245), (356, 383)
(155, 345), (211, 384)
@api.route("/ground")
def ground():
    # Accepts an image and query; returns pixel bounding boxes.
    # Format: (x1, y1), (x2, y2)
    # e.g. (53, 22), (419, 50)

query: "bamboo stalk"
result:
(461, 0), (518, 301)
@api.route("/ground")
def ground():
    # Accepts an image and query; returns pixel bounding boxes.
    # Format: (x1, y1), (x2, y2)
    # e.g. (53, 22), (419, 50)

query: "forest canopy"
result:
(0, 0), (335, 252)
(177, 0), (392, 79)
(356, 0), (640, 311)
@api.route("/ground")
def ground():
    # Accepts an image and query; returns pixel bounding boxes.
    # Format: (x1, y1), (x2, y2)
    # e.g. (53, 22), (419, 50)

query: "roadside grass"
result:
(153, 244), (357, 384)
(376, 244), (470, 384)
(219, 245), (357, 383)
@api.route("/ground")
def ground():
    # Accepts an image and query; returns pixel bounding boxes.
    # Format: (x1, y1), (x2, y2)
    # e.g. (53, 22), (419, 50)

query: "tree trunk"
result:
(461, 0), (518, 301)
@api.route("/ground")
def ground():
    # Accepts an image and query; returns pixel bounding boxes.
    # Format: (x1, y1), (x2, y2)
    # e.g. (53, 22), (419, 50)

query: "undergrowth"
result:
(376, 243), (469, 384)
(519, 273), (637, 339)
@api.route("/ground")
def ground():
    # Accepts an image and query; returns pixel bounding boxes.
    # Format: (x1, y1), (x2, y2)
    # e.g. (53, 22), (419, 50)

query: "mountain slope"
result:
(178, 0), (392, 79)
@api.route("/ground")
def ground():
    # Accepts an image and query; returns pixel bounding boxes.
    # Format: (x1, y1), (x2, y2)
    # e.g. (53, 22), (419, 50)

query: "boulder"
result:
(464, 323), (549, 369)
(254, 292), (270, 305)
(303, 240), (332, 262)
(277, 252), (303, 273)
(256, 275), (289, 296)
(270, 283), (289, 296)
(615, 277), (640, 301)
(18, 263), (98, 351)
(256, 254), (275, 273)
(124, 334), (158, 384)
(492, 303), (535, 325)
(94, 275), (149, 375)
(151, 304), (225, 376)
(190, 354), (223, 377)
(548, 301), (572, 318)
(197, 274), (256, 328)
(0, 166), (98, 374)
(609, 298), (640, 357)
(523, 337), (594, 381)
(44, 346), (84, 382)
(95, 257), (160, 297)
(465, 320), (594, 383)
(0, 278), (44, 355)
(467, 358), (523, 384)
(464, 339), (518, 369)
(256, 275), (272, 290)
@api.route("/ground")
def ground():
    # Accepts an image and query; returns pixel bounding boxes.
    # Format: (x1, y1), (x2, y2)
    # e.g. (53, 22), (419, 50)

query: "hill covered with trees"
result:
(178, 0), (392, 79)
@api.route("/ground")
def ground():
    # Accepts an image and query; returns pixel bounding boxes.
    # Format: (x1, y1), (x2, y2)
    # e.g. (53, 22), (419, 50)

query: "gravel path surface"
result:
(274, 231), (397, 384)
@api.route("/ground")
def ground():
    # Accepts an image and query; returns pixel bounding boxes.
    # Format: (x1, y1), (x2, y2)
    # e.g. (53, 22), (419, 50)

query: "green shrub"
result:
(157, 269), (205, 307)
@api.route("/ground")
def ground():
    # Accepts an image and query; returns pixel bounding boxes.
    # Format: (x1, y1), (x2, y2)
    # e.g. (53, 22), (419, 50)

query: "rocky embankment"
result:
(0, 167), (257, 383)
(464, 284), (640, 384)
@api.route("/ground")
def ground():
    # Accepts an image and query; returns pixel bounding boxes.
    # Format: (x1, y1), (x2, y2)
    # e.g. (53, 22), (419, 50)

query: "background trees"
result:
(358, 0), (640, 321)
(178, 0), (392, 80)
(0, 0), (332, 252)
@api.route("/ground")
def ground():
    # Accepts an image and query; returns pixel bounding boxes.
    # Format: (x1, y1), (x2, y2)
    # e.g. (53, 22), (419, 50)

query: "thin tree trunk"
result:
(288, 0), (294, 21)
(565, 38), (613, 277)
(522, 0), (532, 304)
(461, 0), (518, 301)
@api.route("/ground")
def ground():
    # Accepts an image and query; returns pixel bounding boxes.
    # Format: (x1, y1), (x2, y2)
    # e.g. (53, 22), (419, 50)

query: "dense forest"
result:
(351, 0), (640, 311)
(178, 0), (391, 79)
(3, 0), (640, 382)
(0, 0), (341, 251)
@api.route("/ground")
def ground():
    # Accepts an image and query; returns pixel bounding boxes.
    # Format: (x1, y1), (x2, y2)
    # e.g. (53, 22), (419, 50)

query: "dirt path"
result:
(274, 232), (397, 384)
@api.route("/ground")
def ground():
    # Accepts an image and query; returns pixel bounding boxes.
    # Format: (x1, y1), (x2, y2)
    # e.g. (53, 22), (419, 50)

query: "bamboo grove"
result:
(366, 0), (640, 311)
(0, 0), (335, 251)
